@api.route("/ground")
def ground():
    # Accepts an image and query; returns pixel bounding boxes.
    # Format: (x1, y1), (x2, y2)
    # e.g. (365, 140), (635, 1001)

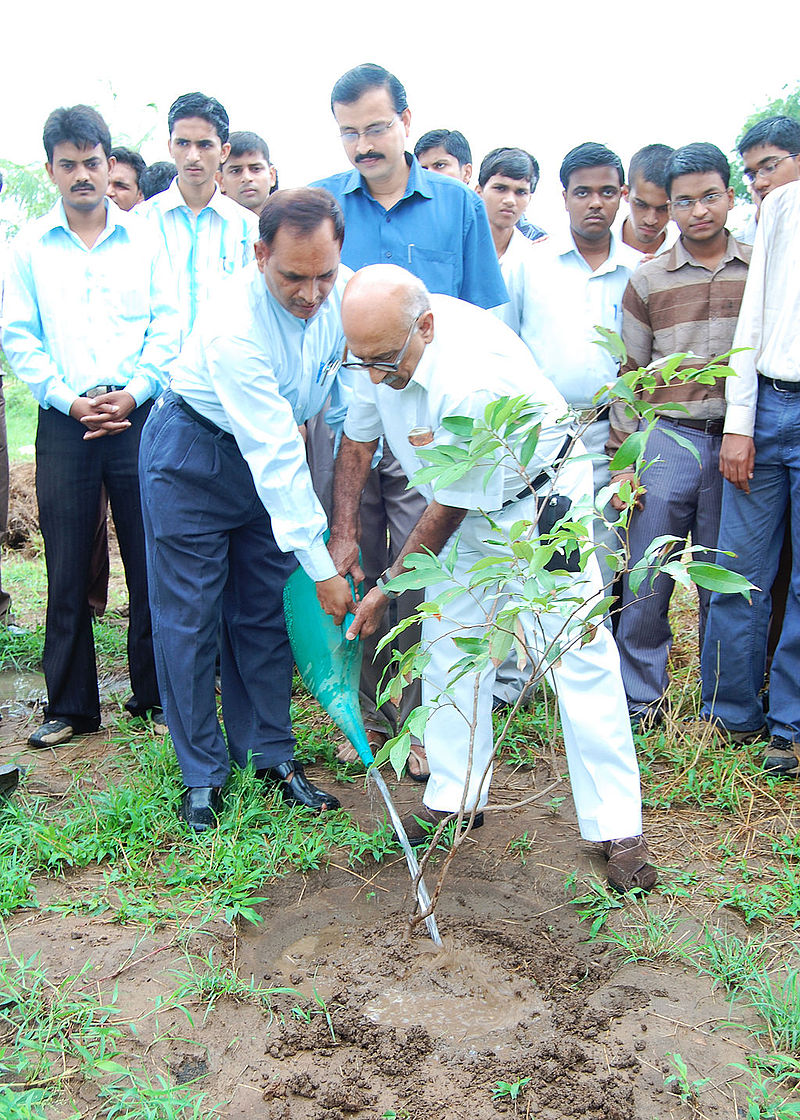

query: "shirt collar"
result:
(40, 196), (126, 242)
(552, 225), (636, 273)
(665, 230), (748, 272)
(160, 177), (229, 217)
(344, 153), (433, 203)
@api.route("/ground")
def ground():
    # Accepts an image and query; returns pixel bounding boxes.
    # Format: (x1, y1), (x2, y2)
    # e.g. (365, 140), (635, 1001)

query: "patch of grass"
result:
(0, 947), (124, 1087)
(0, 727), (397, 926)
(3, 371), (38, 461)
(599, 901), (693, 964)
(0, 623), (44, 670)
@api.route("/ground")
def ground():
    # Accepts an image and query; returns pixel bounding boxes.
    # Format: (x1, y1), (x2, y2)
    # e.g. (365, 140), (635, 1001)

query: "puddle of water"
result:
(0, 668), (46, 707)
(362, 983), (530, 1041)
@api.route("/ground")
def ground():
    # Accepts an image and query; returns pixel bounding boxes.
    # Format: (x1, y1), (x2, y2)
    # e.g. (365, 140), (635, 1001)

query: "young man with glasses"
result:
(312, 64), (506, 771)
(736, 116), (800, 244)
(606, 143), (751, 728)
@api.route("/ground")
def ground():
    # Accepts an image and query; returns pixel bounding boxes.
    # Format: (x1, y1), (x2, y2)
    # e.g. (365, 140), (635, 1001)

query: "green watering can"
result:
(283, 561), (442, 946)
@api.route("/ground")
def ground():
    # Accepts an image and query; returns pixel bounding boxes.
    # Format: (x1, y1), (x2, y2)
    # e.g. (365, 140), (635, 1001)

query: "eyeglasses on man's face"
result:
(743, 154), (799, 183)
(671, 191), (727, 212)
(338, 118), (399, 146)
(341, 314), (422, 374)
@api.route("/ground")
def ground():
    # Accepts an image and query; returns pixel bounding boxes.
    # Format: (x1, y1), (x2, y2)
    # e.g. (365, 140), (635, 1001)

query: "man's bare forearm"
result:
(388, 501), (467, 579)
(330, 435), (377, 538)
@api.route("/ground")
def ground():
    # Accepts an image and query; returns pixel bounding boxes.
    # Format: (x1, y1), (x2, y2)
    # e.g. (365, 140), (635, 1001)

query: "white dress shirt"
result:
(1, 198), (179, 413)
(344, 295), (570, 513)
(141, 179), (258, 342)
(170, 263), (353, 582)
(726, 181), (800, 436)
(515, 228), (640, 408)
(492, 228), (547, 336)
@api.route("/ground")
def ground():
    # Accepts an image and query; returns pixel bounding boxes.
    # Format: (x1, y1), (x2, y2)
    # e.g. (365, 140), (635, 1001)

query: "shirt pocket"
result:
(406, 246), (457, 294)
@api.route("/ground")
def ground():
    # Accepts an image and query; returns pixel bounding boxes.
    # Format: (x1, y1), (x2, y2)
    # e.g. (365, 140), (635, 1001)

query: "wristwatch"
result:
(375, 567), (400, 599)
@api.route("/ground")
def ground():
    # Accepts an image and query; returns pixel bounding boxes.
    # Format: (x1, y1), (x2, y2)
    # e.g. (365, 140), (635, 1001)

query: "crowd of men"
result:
(2, 64), (799, 895)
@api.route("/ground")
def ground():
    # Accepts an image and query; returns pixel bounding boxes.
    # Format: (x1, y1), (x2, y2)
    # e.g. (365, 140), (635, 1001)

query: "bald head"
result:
(342, 266), (434, 389)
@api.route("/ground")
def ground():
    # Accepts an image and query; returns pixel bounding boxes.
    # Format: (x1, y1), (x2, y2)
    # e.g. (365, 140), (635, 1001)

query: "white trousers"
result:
(420, 455), (643, 843)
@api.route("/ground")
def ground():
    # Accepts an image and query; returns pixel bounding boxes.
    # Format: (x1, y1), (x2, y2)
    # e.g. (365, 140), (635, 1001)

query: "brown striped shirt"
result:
(607, 233), (751, 458)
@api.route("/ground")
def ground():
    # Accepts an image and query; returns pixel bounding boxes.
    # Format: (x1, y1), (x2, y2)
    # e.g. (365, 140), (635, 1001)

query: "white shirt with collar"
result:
(344, 294), (570, 515)
(492, 227), (548, 336)
(515, 227), (641, 408)
(168, 262), (353, 582)
(726, 180), (800, 436)
(142, 179), (258, 342)
(1, 197), (179, 414)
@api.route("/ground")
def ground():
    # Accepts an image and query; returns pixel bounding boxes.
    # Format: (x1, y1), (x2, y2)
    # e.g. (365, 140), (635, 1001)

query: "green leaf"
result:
(610, 429), (647, 472)
(519, 425), (541, 468)
(660, 427), (702, 465)
(440, 414), (475, 437)
(592, 325), (627, 364)
(687, 562), (754, 600)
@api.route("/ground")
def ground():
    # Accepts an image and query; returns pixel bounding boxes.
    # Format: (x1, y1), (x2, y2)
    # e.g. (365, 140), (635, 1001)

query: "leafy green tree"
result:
(731, 82), (800, 202)
(0, 161), (58, 239)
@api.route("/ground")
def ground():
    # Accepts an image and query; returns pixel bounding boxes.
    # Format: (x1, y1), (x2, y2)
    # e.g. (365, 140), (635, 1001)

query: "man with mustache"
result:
(2, 104), (179, 749)
(312, 64), (506, 772)
(138, 189), (353, 832)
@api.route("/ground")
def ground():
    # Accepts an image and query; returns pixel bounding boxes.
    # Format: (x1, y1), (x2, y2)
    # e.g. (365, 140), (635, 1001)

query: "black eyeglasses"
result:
(341, 314), (422, 374)
(744, 154), (799, 183)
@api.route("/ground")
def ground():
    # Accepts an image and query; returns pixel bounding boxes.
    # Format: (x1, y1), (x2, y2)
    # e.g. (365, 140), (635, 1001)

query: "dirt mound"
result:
(7, 460), (39, 550)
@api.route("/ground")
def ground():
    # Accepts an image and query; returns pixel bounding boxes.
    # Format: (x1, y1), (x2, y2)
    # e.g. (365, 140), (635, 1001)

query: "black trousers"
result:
(35, 403), (159, 730)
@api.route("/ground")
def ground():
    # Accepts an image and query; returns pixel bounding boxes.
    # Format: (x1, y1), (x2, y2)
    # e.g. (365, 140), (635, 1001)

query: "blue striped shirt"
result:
(141, 180), (258, 342)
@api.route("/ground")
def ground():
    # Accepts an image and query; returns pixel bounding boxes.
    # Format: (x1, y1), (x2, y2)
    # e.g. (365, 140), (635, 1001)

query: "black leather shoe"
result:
(0, 764), (20, 799)
(257, 760), (340, 812)
(401, 805), (484, 846)
(180, 787), (222, 833)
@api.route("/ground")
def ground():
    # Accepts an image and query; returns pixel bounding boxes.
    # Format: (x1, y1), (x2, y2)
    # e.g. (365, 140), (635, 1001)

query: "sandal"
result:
(407, 742), (430, 783)
(602, 835), (658, 893)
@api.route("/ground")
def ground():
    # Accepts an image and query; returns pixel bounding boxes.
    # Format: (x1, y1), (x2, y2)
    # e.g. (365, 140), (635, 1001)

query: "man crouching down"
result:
(140, 189), (355, 833)
(329, 265), (657, 892)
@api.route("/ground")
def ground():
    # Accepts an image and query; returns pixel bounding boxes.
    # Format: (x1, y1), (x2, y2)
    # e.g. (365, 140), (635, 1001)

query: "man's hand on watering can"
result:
(344, 586), (390, 640)
(316, 574), (357, 625)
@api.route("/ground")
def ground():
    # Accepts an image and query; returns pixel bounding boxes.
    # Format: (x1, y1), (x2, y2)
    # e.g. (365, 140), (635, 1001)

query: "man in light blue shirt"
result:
(139, 188), (354, 833)
(312, 63), (507, 768)
(2, 104), (179, 749)
(142, 92), (258, 343)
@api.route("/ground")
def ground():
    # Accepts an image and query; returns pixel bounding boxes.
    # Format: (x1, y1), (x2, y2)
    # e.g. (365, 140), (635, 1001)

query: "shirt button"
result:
(386, 216), (391, 223)
(385, 251), (392, 258)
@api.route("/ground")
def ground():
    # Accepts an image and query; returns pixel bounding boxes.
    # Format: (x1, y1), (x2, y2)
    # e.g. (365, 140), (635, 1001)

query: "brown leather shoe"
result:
(400, 804), (484, 846)
(602, 835), (657, 893)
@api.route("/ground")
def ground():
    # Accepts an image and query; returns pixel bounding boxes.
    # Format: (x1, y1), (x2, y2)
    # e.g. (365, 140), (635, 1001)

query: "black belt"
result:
(502, 433), (573, 508)
(660, 415), (724, 436)
(173, 393), (236, 441)
(81, 385), (125, 398)
(759, 373), (800, 394)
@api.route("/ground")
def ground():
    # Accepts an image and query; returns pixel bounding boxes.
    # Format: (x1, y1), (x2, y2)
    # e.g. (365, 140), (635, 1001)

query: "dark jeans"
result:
(35, 403), (159, 730)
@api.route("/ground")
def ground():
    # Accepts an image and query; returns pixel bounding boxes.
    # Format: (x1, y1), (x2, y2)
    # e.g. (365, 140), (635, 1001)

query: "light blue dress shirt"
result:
(2, 198), (179, 413)
(141, 179), (258, 342)
(169, 263), (353, 581)
(312, 156), (507, 309)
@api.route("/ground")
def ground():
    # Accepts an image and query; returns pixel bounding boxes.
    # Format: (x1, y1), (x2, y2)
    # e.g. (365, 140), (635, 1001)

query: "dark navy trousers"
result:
(36, 402), (159, 730)
(139, 392), (298, 788)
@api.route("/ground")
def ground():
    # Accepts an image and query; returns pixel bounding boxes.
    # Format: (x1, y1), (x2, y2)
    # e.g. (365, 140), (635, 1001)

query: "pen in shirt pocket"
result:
(316, 357), (341, 383)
